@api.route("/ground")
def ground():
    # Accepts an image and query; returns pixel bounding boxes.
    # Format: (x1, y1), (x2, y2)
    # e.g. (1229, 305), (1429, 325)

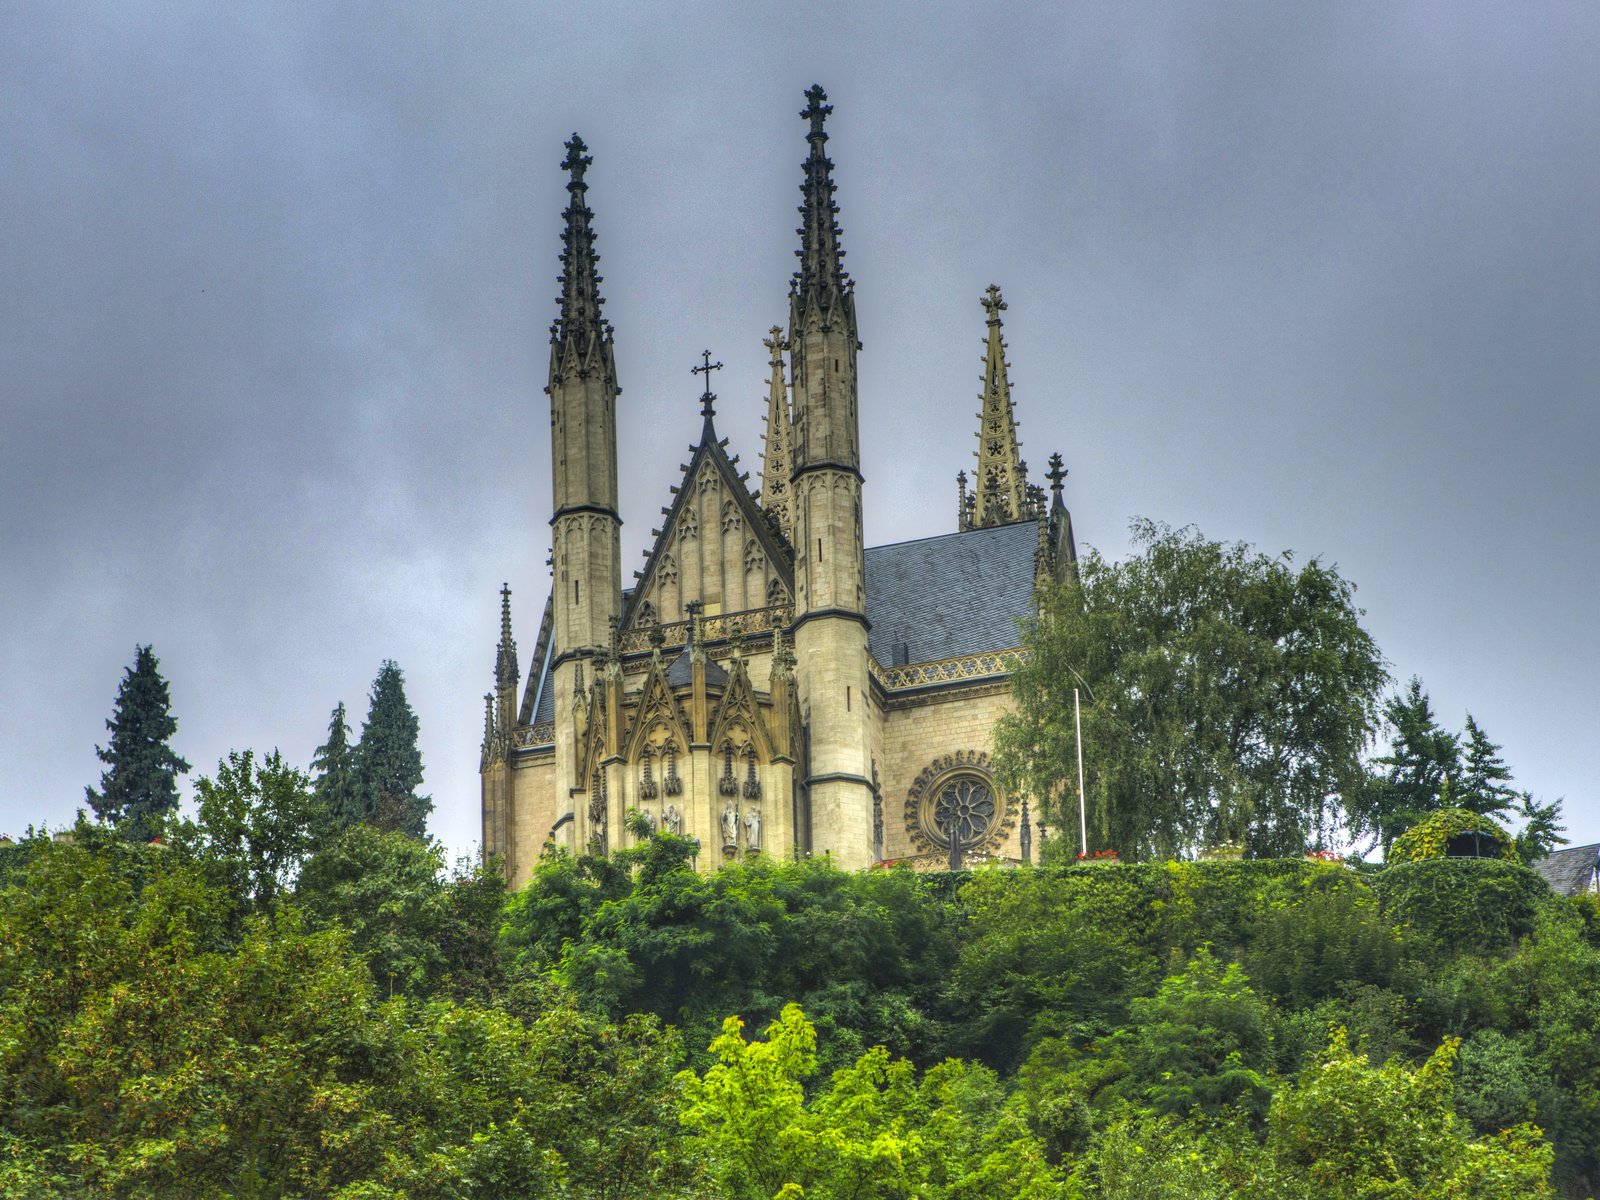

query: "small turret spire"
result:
(972, 285), (1028, 527)
(494, 583), (519, 689)
(791, 85), (853, 324)
(551, 134), (612, 368)
(759, 326), (793, 538)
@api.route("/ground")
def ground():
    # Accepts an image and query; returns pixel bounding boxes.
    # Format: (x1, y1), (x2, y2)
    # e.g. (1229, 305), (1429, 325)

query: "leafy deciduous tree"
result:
(995, 521), (1388, 861)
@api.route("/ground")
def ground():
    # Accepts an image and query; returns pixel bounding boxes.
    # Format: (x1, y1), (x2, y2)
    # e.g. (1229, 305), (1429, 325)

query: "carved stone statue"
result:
(721, 805), (739, 850)
(663, 803), (682, 836)
(743, 807), (762, 852)
(639, 807), (658, 835)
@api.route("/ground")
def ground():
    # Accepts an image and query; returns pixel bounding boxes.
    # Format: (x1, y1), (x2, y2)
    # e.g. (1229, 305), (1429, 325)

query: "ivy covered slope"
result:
(6, 806), (1597, 1199)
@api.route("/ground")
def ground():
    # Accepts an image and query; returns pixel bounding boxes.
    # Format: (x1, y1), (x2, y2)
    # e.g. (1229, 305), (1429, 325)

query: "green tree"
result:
(1511, 790), (1567, 863)
(180, 748), (329, 914)
(1458, 714), (1517, 820)
(1353, 678), (1460, 856)
(84, 644), (191, 840)
(994, 521), (1387, 861)
(296, 824), (505, 1001)
(1264, 1029), (1553, 1199)
(1052, 948), (1276, 1123)
(677, 1004), (1067, 1199)
(309, 700), (361, 829)
(352, 660), (431, 837)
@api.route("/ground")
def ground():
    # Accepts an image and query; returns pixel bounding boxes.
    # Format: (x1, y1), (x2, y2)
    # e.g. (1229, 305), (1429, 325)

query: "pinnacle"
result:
(551, 133), (609, 360)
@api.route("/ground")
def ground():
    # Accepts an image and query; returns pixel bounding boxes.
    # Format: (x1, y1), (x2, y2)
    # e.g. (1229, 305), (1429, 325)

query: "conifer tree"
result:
(352, 660), (431, 838)
(311, 702), (361, 830)
(85, 645), (191, 840)
(1360, 678), (1461, 856)
(1457, 714), (1517, 821)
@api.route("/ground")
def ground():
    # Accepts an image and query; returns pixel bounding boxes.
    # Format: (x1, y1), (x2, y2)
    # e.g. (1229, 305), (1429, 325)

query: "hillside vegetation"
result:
(1, 826), (1594, 1198)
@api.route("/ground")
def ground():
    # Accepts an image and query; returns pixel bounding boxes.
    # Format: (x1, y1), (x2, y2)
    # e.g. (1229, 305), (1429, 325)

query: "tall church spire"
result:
(786, 85), (874, 870)
(544, 134), (624, 848)
(759, 326), (793, 540)
(969, 285), (1028, 528)
(790, 86), (855, 332)
(551, 134), (615, 382)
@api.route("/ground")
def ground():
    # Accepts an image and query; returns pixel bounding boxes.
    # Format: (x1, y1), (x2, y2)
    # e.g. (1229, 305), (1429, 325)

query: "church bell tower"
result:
(787, 87), (875, 869)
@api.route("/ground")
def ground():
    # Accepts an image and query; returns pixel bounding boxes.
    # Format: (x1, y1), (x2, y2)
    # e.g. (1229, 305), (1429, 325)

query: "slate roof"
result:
(1533, 842), (1600, 896)
(863, 520), (1039, 666)
(667, 647), (728, 689)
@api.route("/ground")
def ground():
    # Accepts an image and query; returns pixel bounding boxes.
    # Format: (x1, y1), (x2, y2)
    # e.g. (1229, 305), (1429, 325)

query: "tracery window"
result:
(903, 752), (1012, 862)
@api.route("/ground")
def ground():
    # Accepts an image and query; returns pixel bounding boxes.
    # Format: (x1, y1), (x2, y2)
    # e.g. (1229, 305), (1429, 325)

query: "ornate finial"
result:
(561, 134), (591, 187)
(791, 86), (851, 319)
(648, 621), (666, 657)
(771, 625), (795, 672)
(801, 84), (832, 139)
(729, 623), (746, 663)
(692, 350), (723, 420)
(764, 325), (786, 364)
(495, 583), (519, 688)
(481, 692), (496, 755)
(1046, 452), (1067, 497)
(982, 284), (1007, 322)
(551, 134), (610, 363)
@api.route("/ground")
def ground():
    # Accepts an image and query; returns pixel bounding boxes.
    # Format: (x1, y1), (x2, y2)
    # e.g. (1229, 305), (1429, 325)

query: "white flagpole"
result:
(1075, 687), (1087, 856)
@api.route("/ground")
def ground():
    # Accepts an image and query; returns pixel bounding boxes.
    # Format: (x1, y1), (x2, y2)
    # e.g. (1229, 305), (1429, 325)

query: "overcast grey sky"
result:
(3, 2), (1595, 858)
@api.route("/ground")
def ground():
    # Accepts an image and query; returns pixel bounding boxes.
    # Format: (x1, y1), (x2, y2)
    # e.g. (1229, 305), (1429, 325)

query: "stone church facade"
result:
(480, 88), (1077, 886)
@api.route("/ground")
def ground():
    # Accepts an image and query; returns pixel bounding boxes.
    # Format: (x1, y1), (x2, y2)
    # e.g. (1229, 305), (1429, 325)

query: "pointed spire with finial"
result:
(791, 85), (854, 327)
(759, 326), (793, 537)
(494, 583), (519, 689)
(972, 285), (1028, 527)
(550, 134), (614, 378)
(481, 692), (496, 760)
(1043, 451), (1078, 579)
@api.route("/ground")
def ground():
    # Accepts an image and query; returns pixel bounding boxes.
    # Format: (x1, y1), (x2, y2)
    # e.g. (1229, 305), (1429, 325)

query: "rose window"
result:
(931, 775), (996, 848)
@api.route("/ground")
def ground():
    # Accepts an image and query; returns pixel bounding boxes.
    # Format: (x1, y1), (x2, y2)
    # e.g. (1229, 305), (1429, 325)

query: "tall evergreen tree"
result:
(311, 702), (361, 829)
(85, 645), (191, 840)
(1457, 714), (1517, 821)
(1356, 678), (1461, 857)
(352, 660), (431, 838)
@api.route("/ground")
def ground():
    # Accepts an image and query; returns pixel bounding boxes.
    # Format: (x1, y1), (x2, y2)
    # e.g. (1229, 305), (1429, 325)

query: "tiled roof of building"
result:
(1532, 842), (1600, 896)
(863, 520), (1039, 666)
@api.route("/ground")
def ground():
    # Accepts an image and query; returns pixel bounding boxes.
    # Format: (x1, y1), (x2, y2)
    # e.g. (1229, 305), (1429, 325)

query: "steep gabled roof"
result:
(623, 411), (793, 628)
(1533, 843), (1600, 896)
(863, 520), (1039, 666)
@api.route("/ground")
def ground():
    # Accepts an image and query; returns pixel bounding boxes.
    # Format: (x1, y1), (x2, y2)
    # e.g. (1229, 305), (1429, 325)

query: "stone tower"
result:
(546, 135), (623, 832)
(786, 86), (875, 870)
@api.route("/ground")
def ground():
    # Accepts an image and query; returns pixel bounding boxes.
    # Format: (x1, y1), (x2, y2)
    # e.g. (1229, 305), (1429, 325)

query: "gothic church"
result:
(481, 87), (1077, 885)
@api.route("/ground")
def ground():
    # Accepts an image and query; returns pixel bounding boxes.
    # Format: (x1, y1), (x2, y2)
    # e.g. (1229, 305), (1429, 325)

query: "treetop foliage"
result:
(84, 644), (190, 841)
(351, 659), (432, 837)
(995, 520), (1389, 863)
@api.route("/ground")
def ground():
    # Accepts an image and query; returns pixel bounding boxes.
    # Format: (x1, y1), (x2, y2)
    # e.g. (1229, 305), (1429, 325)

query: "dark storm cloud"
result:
(3, 3), (1595, 856)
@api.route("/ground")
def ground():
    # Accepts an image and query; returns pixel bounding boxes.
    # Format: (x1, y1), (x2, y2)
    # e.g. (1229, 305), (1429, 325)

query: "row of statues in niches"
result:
(630, 803), (764, 853)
